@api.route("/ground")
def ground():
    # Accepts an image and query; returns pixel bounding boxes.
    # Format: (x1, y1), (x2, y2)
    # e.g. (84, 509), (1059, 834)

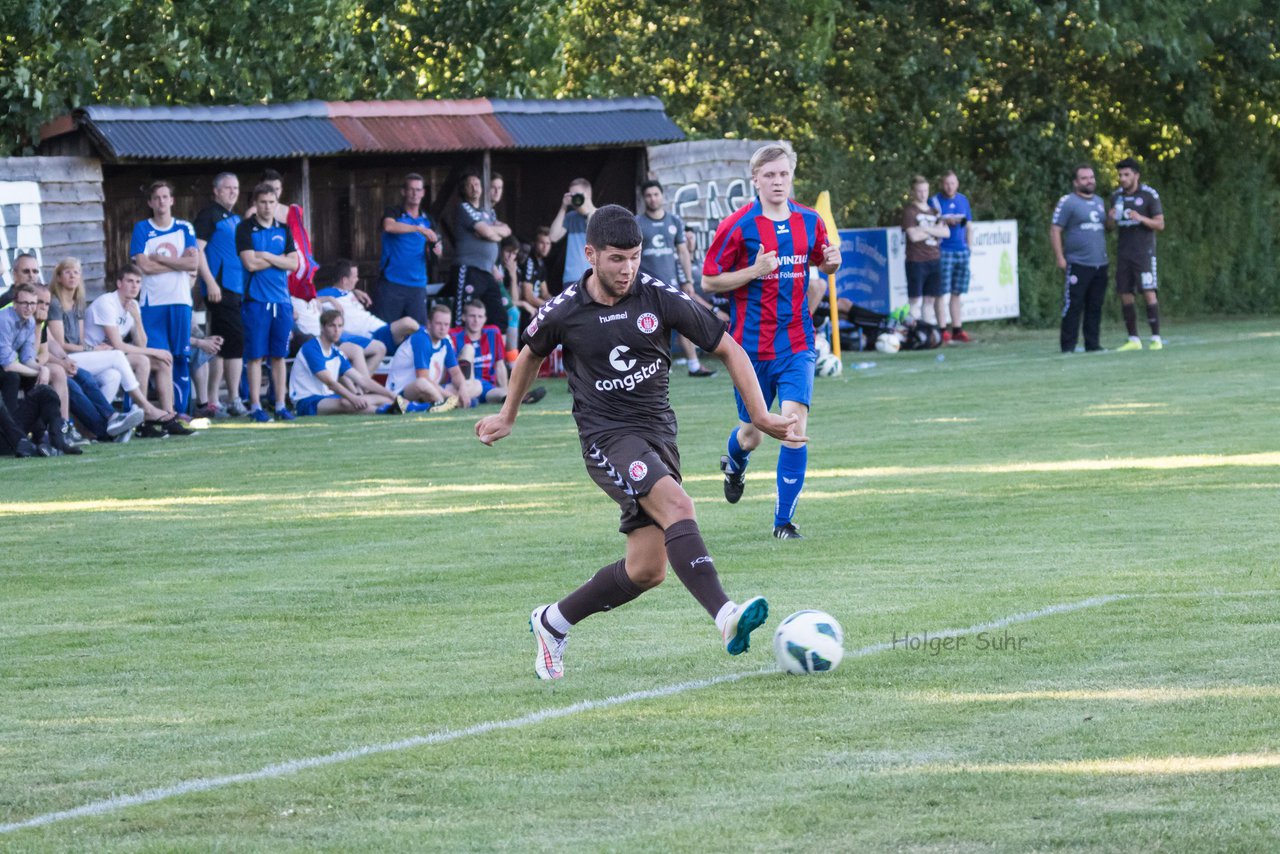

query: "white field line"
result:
(0, 594), (1122, 835)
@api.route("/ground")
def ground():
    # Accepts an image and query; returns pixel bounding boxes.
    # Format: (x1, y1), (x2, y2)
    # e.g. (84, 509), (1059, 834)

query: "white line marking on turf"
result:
(0, 594), (1122, 835)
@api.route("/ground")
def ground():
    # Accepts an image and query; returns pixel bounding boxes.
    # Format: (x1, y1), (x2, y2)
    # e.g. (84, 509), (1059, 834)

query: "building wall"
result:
(0, 157), (106, 298)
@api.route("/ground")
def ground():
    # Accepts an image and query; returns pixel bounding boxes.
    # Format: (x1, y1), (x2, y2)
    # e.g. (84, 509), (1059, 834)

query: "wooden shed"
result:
(0, 157), (106, 296)
(35, 98), (684, 298)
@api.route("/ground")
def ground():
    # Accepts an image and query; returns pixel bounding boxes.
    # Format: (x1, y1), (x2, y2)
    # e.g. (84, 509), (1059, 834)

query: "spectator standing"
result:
(517, 227), (553, 322)
(84, 265), (190, 435)
(448, 171), (511, 328)
(549, 178), (597, 291)
(703, 144), (841, 540)
(375, 173), (441, 326)
(637, 179), (718, 378)
(1108, 157), (1166, 351)
(901, 175), (949, 330)
(129, 180), (199, 413)
(489, 172), (505, 215)
(236, 183), (299, 422)
(929, 170), (974, 343)
(194, 172), (248, 416)
(1051, 165), (1109, 353)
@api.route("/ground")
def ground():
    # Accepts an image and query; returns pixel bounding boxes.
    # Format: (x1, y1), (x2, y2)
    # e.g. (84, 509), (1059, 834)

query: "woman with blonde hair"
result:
(46, 257), (156, 429)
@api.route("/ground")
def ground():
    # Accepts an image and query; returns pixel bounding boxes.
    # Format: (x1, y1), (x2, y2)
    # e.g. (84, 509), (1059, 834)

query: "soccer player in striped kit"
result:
(703, 144), (841, 540)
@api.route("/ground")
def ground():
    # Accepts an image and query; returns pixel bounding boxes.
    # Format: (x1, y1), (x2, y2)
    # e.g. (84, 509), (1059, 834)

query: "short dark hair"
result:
(404, 172), (424, 187)
(147, 180), (174, 198)
(320, 308), (343, 328)
(534, 226), (551, 239)
(587, 205), (642, 250)
(252, 182), (277, 201)
(500, 235), (520, 252)
(1115, 157), (1142, 173)
(261, 169), (283, 184)
(12, 282), (37, 299)
(462, 299), (487, 314)
(111, 262), (143, 290)
(460, 169), (481, 182)
(316, 259), (356, 288)
(490, 172), (503, 183)
(640, 179), (662, 194)
(1073, 163), (1094, 180)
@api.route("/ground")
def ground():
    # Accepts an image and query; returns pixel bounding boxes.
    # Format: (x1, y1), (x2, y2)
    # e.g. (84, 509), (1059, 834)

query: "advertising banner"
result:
(965, 219), (1020, 320)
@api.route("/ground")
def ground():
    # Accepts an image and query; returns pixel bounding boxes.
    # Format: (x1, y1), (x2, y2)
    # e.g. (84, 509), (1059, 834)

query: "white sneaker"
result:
(721, 596), (769, 656)
(227, 399), (250, 417)
(530, 605), (568, 680)
(106, 408), (146, 438)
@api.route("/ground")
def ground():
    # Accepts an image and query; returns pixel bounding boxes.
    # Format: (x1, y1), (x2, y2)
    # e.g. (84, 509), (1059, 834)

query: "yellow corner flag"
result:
(814, 191), (842, 358)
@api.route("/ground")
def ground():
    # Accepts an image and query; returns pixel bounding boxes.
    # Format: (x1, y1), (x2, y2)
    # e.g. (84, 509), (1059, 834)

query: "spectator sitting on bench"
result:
(316, 259), (419, 364)
(84, 265), (192, 437)
(288, 309), (401, 416)
(386, 303), (473, 413)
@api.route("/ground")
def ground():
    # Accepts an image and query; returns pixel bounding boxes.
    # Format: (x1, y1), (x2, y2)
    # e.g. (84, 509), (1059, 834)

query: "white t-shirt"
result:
(387, 330), (456, 393)
(292, 297), (322, 337)
(316, 287), (386, 337)
(84, 292), (136, 348)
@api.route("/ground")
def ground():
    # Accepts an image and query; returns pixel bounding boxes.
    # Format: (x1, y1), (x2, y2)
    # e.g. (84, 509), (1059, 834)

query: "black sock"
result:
(1122, 303), (1138, 337)
(664, 519), (729, 619)
(556, 559), (643, 626)
(1146, 302), (1160, 336)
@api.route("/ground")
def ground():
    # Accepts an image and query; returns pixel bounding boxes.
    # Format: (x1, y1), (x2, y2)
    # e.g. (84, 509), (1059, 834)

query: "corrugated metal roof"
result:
(54, 98), (684, 160)
(491, 97), (684, 149)
(78, 102), (351, 162)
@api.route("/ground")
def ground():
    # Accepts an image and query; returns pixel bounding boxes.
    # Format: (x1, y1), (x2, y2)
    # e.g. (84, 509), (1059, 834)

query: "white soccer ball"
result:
(815, 352), (843, 378)
(875, 332), (901, 354)
(813, 333), (832, 358)
(773, 610), (845, 674)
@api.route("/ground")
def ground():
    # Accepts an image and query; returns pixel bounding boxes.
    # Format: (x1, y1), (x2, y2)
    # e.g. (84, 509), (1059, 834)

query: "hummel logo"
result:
(782, 477), (798, 484)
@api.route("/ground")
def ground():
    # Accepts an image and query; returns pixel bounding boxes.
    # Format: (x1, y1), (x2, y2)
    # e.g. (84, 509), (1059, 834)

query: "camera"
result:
(570, 192), (585, 208)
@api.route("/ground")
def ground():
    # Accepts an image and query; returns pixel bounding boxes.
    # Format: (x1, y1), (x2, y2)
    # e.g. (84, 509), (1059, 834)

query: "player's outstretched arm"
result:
(713, 335), (808, 444)
(476, 345), (545, 445)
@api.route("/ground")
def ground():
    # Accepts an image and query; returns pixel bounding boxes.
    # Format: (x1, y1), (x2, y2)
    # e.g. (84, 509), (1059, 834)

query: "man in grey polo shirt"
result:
(1050, 164), (1108, 353)
(448, 170), (511, 329)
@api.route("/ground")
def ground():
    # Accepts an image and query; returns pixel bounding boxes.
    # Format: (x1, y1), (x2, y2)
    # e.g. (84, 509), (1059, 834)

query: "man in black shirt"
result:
(476, 205), (805, 680)
(1107, 157), (1166, 351)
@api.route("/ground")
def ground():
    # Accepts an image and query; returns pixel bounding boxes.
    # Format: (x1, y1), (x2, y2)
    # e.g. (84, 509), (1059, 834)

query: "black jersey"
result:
(1109, 183), (1163, 262)
(523, 270), (726, 447)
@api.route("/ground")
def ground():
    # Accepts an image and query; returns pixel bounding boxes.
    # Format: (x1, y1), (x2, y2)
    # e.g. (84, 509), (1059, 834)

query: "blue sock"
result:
(727, 429), (750, 474)
(774, 445), (807, 527)
(405, 401), (433, 413)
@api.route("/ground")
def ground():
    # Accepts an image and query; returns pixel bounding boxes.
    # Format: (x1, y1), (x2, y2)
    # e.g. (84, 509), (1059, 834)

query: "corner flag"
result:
(814, 191), (842, 358)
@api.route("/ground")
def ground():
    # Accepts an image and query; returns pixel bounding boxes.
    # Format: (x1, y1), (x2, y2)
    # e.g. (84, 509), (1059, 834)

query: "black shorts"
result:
(207, 291), (245, 359)
(1116, 255), (1158, 295)
(374, 279), (429, 326)
(906, 259), (943, 299)
(583, 432), (681, 534)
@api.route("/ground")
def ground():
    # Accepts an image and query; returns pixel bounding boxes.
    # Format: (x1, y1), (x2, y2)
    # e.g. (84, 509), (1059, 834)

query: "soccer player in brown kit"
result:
(1108, 157), (1166, 351)
(476, 205), (806, 679)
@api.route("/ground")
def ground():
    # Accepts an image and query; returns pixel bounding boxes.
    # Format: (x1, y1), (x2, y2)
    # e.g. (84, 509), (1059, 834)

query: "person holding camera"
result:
(549, 178), (597, 291)
(929, 170), (973, 343)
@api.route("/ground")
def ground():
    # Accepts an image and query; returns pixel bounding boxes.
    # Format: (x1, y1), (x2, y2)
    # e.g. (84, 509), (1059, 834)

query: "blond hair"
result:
(53, 257), (85, 310)
(750, 143), (797, 176)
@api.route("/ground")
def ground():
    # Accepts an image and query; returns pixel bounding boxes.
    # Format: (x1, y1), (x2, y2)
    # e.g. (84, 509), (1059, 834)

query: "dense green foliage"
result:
(2, 1), (1277, 321)
(3, 320), (1279, 848)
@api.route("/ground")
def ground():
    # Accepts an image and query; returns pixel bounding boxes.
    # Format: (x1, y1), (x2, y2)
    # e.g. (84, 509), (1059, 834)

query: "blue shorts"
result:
(340, 325), (396, 351)
(733, 349), (815, 423)
(242, 301), (293, 360)
(939, 250), (971, 295)
(139, 304), (192, 359)
(295, 393), (342, 416)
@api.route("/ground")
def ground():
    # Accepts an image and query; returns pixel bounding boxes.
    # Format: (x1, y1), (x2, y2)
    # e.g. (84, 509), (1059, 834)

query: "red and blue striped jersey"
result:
(703, 198), (830, 360)
(450, 324), (505, 383)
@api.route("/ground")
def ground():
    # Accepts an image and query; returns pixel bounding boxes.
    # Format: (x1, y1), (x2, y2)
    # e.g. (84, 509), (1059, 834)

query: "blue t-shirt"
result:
(929, 192), (972, 253)
(562, 210), (589, 286)
(381, 206), (433, 288)
(194, 203), (244, 295)
(235, 217), (296, 304)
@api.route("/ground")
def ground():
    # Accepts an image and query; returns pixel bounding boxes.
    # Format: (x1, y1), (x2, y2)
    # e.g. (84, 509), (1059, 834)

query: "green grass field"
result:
(3, 318), (1278, 851)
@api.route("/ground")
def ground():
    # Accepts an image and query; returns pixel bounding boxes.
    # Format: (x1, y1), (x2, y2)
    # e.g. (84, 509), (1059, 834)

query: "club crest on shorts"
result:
(636, 312), (659, 334)
(628, 460), (649, 481)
